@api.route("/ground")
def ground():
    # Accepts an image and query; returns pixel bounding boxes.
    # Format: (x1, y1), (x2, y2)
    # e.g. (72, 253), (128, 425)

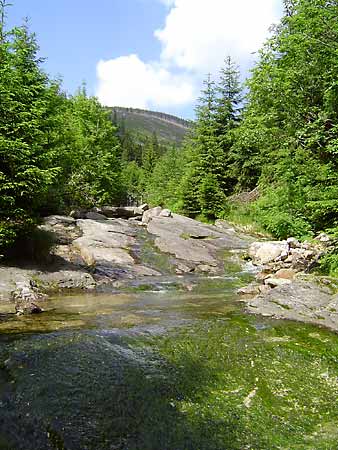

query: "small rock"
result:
(249, 241), (289, 265)
(258, 285), (271, 294)
(315, 233), (331, 244)
(139, 203), (149, 211)
(70, 209), (87, 219)
(304, 250), (315, 260)
(275, 269), (297, 280)
(287, 237), (300, 248)
(238, 283), (261, 295)
(300, 241), (312, 250)
(12, 281), (44, 315)
(255, 271), (273, 281)
(196, 264), (220, 274)
(175, 262), (194, 274)
(265, 277), (292, 288)
(159, 209), (172, 218)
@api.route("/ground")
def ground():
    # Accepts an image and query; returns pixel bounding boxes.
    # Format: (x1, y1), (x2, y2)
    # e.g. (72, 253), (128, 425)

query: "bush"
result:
(320, 253), (338, 278)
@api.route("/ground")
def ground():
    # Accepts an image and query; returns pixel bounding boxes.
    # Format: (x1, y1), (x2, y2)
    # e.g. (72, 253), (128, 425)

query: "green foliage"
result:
(0, 15), (62, 250)
(231, 0), (338, 237)
(53, 91), (123, 209)
(145, 146), (186, 210)
(198, 173), (225, 220)
(142, 132), (160, 174)
(0, 7), (123, 253)
(320, 252), (338, 278)
(179, 67), (243, 219)
(121, 161), (145, 205)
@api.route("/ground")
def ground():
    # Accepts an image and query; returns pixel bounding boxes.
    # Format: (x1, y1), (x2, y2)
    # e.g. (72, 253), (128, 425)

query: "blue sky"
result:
(7, 0), (283, 118)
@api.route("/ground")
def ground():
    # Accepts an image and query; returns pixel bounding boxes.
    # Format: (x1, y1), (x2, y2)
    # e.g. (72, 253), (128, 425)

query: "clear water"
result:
(0, 264), (337, 449)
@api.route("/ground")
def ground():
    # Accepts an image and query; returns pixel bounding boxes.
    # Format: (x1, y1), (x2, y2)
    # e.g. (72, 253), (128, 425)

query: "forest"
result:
(0, 0), (337, 275)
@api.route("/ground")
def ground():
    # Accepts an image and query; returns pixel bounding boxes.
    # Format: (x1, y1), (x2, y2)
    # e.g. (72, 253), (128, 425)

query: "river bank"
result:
(1, 206), (337, 332)
(0, 208), (338, 449)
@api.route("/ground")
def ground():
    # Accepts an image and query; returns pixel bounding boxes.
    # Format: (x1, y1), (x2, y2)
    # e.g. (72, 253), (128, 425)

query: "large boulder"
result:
(73, 219), (136, 267)
(95, 206), (144, 219)
(40, 215), (81, 245)
(249, 241), (289, 265)
(244, 281), (338, 331)
(36, 270), (96, 290)
(85, 211), (107, 221)
(146, 212), (249, 272)
(142, 206), (163, 224)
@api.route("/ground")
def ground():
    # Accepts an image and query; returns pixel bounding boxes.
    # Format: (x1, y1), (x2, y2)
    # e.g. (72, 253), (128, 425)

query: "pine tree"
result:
(215, 56), (242, 136)
(179, 74), (226, 218)
(232, 0), (338, 237)
(214, 56), (242, 194)
(0, 10), (61, 249)
(142, 132), (160, 174)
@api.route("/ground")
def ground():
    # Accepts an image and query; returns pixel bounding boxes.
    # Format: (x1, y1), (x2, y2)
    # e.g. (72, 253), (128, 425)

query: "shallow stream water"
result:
(0, 263), (337, 449)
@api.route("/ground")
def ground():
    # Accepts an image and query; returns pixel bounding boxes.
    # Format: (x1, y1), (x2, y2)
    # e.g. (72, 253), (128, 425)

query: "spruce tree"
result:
(0, 9), (61, 249)
(214, 56), (242, 194)
(232, 0), (338, 237)
(179, 74), (225, 218)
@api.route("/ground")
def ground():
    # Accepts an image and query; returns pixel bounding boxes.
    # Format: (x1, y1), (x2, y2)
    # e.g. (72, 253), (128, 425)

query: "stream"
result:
(0, 260), (337, 449)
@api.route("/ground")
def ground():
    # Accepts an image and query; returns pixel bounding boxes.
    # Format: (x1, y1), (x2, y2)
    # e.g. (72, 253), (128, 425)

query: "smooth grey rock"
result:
(37, 271), (96, 290)
(43, 215), (76, 226)
(85, 211), (107, 221)
(40, 215), (81, 245)
(147, 213), (249, 270)
(73, 220), (136, 267)
(243, 281), (338, 331)
(142, 206), (163, 224)
(249, 241), (289, 265)
(159, 209), (172, 218)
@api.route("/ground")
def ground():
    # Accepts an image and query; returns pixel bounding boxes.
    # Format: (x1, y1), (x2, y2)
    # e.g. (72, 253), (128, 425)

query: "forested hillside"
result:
(110, 107), (191, 145)
(0, 0), (337, 274)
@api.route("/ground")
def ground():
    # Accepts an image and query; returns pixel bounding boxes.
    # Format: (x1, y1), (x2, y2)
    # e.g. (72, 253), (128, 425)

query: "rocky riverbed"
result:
(237, 235), (338, 331)
(0, 206), (337, 332)
(0, 206), (251, 314)
(0, 207), (338, 449)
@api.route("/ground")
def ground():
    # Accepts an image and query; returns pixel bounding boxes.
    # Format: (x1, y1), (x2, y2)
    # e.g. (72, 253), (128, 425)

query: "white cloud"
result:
(96, 54), (194, 109)
(155, 0), (280, 73)
(96, 0), (282, 111)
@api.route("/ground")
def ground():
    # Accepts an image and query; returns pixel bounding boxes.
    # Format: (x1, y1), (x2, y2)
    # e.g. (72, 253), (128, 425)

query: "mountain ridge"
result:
(109, 106), (192, 144)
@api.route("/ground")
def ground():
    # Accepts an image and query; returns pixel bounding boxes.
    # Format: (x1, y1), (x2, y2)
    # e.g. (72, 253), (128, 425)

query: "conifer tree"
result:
(214, 56), (242, 194)
(180, 74), (225, 218)
(142, 132), (160, 174)
(232, 0), (338, 237)
(0, 7), (61, 249)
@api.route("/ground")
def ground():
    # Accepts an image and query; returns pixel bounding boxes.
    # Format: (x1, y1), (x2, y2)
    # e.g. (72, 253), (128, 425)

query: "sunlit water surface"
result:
(0, 269), (337, 449)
